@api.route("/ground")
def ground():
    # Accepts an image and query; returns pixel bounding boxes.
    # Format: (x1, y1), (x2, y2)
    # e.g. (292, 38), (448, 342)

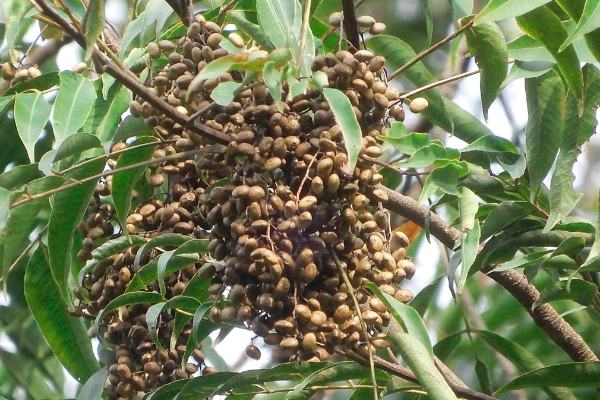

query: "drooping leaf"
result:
(545, 65), (600, 231)
(25, 246), (99, 382)
(133, 233), (195, 270)
(388, 332), (458, 400)
(77, 235), (148, 284)
(476, 330), (578, 399)
(95, 291), (163, 346)
(524, 71), (565, 201)
(83, 0), (106, 60)
(517, 6), (583, 104)
(112, 136), (158, 234)
(2, 176), (64, 291)
(322, 88), (362, 173)
(480, 201), (532, 239)
(475, 0), (552, 23)
(127, 255), (199, 293)
(156, 239), (209, 297)
(76, 367), (109, 400)
(364, 282), (433, 359)
(463, 18), (508, 120)
(14, 92), (52, 163)
(503, 60), (554, 88)
(48, 157), (106, 304)
(0, 164), (42, 191)
(496, 362), (600, 394)
(228, 12), (275, 51)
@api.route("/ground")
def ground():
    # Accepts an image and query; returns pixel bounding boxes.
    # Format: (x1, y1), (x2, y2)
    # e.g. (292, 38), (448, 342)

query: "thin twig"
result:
(388, 20), (474, 81)
(328, 246), (379, 400)
(10, 146), (224, 209)
(296, 0), (312, 74)
(341, 0), (360, 50)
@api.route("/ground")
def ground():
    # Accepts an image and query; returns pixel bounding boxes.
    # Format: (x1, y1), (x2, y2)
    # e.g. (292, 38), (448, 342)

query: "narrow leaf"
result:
(76, 367), (109, 400)
(322, 88), (362, 172)
(560, 0), (600, 51)
(545, 65), (600, 231)
(524, 71), (565, 200)
(48, 158), (106, 304)
(25, 247), (99, 382)
(364, 282), (433, 359)
(496, 362), (600, 394)
(14, 92), (52, 163)
(256, 0), (295, 48)
(517, 6), (583, 103)
(463, 18), (508, 120)
(53, 133), (102, 163)
(82, 81), (132, 142)
(388, 332), (458, 400)
(228, 12), (275, 51)
(83, 0), (106, 60)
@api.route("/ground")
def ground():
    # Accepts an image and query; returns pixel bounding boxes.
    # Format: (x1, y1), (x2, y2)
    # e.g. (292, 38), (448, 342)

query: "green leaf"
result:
(112, 137), (158, 234)
(524, 71), (565, 200)
(25, 246), (99, 382)
(461, 135), (519, 158)
(76, 367), (108, 400)
(3, 176), (64, 291)
(147, 296), (200, 352)
(583, 189), (600, 267)
(366, 35), (453, 132)
(0, 187), (11, 233)
(53, 132), (102, 163)
(458, 220), (480, 293)
(127, 255), (199, 293)
(52, 71), (97, 147)
(459, 187), (478, 231)
(440, 99), (493, 143)
(418, 162), (465, 204)
(173, 372), (237, 399)
(381, 122), (430, 154)
(496, 362), (600, 394)
(48, 157), (106, 304)
(77, 235), (147, 284)
(133, 233), (194, 270)
(256, 0), (296, 49)
(82, 81), (132, 142)
(263, 60), (283, 109)
(228, 12), (275, 51)
(156, 239), (209, 297)
(476, 330), (577, 399)
(463, 18), (508, 120)
(560, 0), (600, 51)
(364, 282), (433, 359)
(187, 54), (244, 99)
(475, 360), (493, 394)
(475, 0), (552, 23)
(322, 88), (362, 172)
(3, 71), (60, 97)
(545, 65), (600, 232)
(95, 291), (163, 346)
(503, 60), (554, 88)
(388, 332), (458, 400)
(480, 201), (532, 239)
(0, 164), (42, 191)
(517, 6), (583, 104)
(0, 349), (61, 399)
(533, 279), (598, 308)
(113, 115), (155, 142)
(398, 142), (460, 169)
(83, 0), (106, 60)
(14, 92), (52, 163)
(210, 81), (244, 106)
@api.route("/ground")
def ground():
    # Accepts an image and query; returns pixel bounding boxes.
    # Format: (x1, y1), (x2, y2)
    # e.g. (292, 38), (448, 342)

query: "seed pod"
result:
(147, 42), (161, 59)
(246, 345), (261, 360)
(357, 15), (376, 28)
(329, 12), (343, 27)
(369, 22), (387, 35)
(409, 97), (429, 113)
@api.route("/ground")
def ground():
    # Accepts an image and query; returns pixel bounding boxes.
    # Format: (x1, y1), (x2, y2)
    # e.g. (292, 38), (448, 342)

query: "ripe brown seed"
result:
(280, 337), (299, 350)
(357, 15), (376, 28)
(147, 42), (161, 59)
(310, 310), (327, 326)
(246, 345), (262, 360)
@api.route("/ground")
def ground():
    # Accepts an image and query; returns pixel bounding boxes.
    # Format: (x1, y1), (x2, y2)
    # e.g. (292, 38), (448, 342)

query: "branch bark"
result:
(366, 184), (599, 363)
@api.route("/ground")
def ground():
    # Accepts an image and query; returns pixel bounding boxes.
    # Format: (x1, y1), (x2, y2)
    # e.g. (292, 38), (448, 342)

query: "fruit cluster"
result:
(72, 12), (418, 399)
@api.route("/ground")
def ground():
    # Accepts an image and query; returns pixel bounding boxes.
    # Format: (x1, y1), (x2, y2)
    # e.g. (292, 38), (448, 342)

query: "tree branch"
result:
(365, 184), (599, 363)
